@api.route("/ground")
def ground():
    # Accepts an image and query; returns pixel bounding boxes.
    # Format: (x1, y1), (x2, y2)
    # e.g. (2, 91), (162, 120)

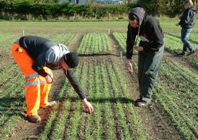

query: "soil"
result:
(6, 33), (196, 140)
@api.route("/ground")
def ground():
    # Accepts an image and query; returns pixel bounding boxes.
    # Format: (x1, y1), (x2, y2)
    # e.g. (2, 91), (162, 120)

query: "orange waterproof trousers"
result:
(11, 43), (52, 116)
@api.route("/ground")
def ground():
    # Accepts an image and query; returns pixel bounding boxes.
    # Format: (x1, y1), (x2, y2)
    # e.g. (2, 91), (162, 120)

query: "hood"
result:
(128, 7), (145, 26)
(190, 6), (197, 12)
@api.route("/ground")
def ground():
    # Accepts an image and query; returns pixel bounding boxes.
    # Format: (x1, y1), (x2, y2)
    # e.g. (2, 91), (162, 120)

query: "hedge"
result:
(0, 2), (130, 20)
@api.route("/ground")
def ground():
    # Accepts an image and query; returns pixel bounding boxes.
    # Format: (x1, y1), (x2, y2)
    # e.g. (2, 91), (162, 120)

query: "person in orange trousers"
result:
(11, 35), (94, 123)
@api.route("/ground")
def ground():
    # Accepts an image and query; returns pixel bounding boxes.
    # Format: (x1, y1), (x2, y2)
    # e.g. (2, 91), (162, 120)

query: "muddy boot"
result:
(27, 115), (41, 123)
(47, 101), (56, 107)
(41, 101), (57, 108)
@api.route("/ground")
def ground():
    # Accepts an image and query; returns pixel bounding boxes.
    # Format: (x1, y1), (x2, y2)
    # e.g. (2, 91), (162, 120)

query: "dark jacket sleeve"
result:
(32, 53), (48, 77)
(179, 8), (196, 28)
(142, 18), (164, 52)
(64, 69), (85, 100)
(126, 24), (138, 59)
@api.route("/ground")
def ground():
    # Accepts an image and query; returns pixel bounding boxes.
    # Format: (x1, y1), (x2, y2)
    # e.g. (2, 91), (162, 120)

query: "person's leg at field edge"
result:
(11, 43), (42, 123)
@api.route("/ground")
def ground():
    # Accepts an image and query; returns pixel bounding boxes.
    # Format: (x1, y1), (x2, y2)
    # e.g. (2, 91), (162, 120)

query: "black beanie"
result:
(64, 52), (79, 68)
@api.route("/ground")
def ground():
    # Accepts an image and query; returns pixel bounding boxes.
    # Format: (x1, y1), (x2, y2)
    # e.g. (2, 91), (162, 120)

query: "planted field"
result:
(77, 33), (112, 54)
(0, 21), (197, 140)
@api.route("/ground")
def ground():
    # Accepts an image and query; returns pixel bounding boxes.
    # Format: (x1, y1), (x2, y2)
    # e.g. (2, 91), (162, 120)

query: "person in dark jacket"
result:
(126, 7), (164, 107)
(176, 0), (196, 55)
(11, 35), (94, 123)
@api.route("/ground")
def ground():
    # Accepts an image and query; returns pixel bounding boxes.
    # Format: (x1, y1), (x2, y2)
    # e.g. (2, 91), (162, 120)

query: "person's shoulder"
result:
(144, 15), (157, 24)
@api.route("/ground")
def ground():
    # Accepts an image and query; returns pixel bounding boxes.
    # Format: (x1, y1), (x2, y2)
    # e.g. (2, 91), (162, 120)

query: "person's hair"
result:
(128, 12), (138, 22)
(64, 52), (79, 68)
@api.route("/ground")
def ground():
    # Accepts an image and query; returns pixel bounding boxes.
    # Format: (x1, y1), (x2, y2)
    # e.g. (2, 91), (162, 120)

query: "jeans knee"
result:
(181, 38), (188, 44)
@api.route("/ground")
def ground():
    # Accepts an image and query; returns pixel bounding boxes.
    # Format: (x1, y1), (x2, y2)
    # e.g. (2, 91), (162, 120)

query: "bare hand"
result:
(134, 45), (143, 51)
(82, 98), (94, 113)
(127, 60), (133, 73)
(45, 75), (53, 83)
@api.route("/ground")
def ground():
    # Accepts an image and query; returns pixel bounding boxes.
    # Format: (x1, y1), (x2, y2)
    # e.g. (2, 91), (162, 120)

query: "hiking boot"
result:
(41, 101), (57, 108)
(27, 115), (41, 123)
(47, 101), (56, 107)
(136, 99), (150, 107)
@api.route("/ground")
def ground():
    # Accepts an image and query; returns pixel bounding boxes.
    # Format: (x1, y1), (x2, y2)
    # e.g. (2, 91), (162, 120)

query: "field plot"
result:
(77, 33), (112, 54)
(39, 58), (146, 140)
(0, 22), (198, 140)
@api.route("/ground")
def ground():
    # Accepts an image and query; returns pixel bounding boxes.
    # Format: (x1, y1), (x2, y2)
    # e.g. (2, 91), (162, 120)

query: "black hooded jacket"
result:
(179, 6), (196, 28)
(126, 7), (164, 59)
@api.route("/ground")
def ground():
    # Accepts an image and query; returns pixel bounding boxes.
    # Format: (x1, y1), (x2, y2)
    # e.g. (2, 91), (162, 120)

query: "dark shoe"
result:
(136, 99), (150, 107)
(175, 51), (187, 56)
(27, 115), (41, 123)
(186, 50), (195, 56)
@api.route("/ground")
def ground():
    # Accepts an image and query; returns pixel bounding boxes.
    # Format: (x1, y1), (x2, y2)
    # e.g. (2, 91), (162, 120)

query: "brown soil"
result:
(5, 33), (187, 140)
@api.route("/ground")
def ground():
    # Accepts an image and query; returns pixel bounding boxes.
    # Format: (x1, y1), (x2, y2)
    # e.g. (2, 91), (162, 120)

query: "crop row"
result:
(164, 34), (198, 52)
(0, 63), (25, 139)
(112, 32), (126, 53)
(112, 32), (198, 53)
(39, 59), (145, 140)
(112, 32), (198, 70)
(132, 58), (198, 140)
(77, 33), (112, 54)
(165, 32), (198, 44)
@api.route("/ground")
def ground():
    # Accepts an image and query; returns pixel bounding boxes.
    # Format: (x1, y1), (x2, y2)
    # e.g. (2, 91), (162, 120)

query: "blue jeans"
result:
(181, 28), (193, 52)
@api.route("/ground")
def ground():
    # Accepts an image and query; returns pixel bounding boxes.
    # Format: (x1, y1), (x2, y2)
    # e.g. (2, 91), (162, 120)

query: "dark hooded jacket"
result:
(179, 6), (196, 28)
(126, 7), (164, 59)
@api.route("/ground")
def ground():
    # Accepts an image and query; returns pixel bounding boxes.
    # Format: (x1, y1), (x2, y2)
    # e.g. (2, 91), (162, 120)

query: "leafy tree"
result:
(136, 0), (194, 16)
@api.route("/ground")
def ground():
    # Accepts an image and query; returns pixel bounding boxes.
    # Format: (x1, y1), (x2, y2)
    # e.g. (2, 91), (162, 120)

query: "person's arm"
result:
(126, 24), (137, 73)
(32, 52), (54, 83)
(142, 19), (164, 52)
(185, 9), (195, 26)
(64, 69), (94, 113)
(64, 69), (85, 99)
(126, 24), (137, 59)
(32, 53), (48, 77)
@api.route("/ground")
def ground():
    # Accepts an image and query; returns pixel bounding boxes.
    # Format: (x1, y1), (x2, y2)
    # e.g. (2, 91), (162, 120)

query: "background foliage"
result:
(0, 0), (197, 20)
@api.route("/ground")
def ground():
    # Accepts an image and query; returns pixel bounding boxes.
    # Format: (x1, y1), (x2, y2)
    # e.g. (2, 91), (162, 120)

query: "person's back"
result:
(19, 35), (57, 59)
(179, 6), (196, 28)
